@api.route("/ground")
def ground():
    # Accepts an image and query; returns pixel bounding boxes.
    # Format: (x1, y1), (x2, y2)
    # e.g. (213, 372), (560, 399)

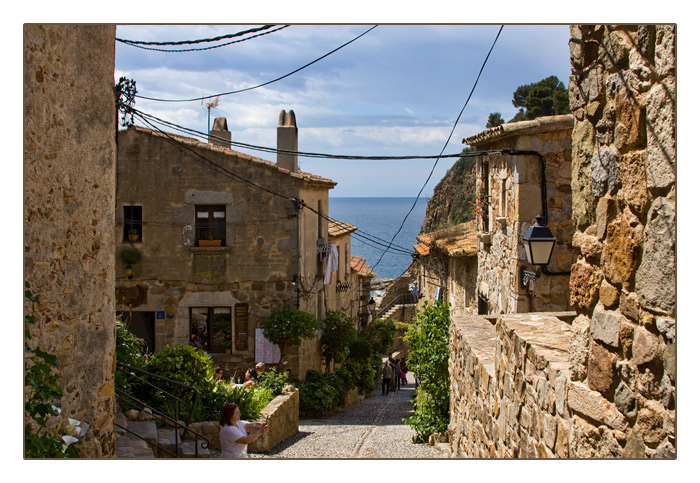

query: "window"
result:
(189, 307), (232, 353)
(123, 205), (142, 242)
(195, 205), (226, 246)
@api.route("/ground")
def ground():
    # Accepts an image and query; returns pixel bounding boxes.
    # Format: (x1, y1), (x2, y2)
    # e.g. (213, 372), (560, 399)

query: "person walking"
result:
(381, 359), (393, 395)
(389, 358), (396, 392)
(400, 358), (408, 385)
(219, 402), (269, 458)
(393, 358), (402, 390)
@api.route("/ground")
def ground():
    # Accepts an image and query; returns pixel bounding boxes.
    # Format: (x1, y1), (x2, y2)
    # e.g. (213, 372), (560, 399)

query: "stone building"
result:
(412, 221), (478, 316)
(446, 24), (675, 459)
(326, 219), (374, 328)
(115, 111), (353, 380)
(465, 115), (576, 314)
(24, 24), (117, 457)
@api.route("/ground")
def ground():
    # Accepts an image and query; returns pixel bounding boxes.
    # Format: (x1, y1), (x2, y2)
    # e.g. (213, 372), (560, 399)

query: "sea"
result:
(329, 197), (429, 280)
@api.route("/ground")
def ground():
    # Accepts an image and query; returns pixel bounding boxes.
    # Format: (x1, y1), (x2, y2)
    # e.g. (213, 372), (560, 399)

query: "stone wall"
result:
(190, 387), (299, 453)
(448, 312), (668, 458)
(567, 25), (676, 457)
(24, 24), (117, 457)
(468, 116), (575, 315)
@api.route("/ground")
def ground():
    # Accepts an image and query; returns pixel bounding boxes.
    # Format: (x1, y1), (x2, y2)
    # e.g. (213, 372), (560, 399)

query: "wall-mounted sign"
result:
(156, 311), (165, 319)
(234, 303), (249, 352)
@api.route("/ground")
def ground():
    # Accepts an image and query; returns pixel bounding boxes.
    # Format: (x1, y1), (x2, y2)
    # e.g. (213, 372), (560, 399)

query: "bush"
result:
(258, 369), (289, 397)
(359, 320), (395, 354)
(402, 301), (451, 443)
(298, 371), (347, 416)
(262, 308), (319, 364)
(320, 311), (357, 371)
(201, 382), (271, 422)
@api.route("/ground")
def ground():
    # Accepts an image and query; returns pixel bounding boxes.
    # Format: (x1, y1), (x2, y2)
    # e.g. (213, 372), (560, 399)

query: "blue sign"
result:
(156, 311), (165, 320)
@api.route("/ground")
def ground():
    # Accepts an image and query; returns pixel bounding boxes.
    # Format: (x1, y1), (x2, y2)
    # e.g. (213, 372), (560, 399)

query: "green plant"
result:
(320, 311), (357, 372)
(119, 245), (142, 265)
(207, 233), (215, 240)
(402, 301), (451, 443)
(258, 369), (290, 397)
(359, 320), (395, 355)
(128, 228), (138, 236)
(298, 371), (347, 416)
(262, 308), (318, 365)
(24, 283), (80, 458)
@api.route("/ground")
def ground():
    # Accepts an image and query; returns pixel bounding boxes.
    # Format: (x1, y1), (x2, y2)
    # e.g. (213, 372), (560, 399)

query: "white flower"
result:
(61, 435), (79, 452)
(51, 404), (62, 415)
(65, 418), (83, 438)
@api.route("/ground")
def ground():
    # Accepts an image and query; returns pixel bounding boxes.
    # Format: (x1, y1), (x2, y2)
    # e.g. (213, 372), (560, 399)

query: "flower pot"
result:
(198, 239), (221, 247)
(128, 234), (139, 242)
(225, 349), (231, 355)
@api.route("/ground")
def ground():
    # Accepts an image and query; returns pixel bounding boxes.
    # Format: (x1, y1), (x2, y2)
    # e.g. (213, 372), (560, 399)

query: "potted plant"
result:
(198, 233), (222, 247)
(223, 339), (232, 355)
(128, 228), (139, 242)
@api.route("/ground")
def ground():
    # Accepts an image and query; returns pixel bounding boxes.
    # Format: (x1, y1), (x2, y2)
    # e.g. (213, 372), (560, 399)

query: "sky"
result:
(114, 24), (572, 197)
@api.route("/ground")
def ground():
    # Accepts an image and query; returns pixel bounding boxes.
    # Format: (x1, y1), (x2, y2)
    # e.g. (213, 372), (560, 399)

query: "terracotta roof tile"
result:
(415, 220), (478, 257)
(328, 218), (357, 238)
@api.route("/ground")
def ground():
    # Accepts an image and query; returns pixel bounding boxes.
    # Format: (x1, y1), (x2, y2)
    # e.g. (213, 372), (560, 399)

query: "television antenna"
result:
(201, 96), (220, 133)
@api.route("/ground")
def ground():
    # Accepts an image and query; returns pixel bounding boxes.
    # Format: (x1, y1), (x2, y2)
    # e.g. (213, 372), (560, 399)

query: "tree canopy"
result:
(486, 112), (504, 128)
(509, 75), (570, 122)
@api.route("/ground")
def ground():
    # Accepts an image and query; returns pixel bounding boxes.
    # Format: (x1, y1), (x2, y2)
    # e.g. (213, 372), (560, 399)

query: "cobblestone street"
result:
(249, 373), (446, 459)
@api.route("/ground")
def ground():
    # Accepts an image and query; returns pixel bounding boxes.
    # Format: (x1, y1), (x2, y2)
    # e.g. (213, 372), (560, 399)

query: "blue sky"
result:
(115, 24), (572, 197)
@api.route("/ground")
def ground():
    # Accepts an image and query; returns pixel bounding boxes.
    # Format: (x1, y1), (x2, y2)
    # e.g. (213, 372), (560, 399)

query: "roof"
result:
(126, 126), (337, 188)
(350, 255), (375, 277)
(462, 114), (574, 148)
(328, 218), (358, 238)
(415, 220), (478, 257)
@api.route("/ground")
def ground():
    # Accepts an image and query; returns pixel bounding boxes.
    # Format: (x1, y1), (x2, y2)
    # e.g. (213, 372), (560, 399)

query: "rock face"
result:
(421, 153), (476, 234)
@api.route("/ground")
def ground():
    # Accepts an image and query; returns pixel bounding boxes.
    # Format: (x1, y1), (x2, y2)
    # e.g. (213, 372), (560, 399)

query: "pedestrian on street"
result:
(400, 358), (408, 385)
(393, 358), (402, 390)
(381, 359), (393, 395)
(219, 402), (269, 458)
(389, 358), (396, 392)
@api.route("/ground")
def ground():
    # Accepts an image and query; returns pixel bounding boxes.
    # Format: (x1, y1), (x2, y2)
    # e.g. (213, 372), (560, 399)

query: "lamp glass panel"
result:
(524, 242), (533, 265)
(530, 240), (555, 265)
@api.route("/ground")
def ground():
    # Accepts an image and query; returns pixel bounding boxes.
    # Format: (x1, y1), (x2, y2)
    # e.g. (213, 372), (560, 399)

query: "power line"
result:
(117, 26), (290, 53)
(370, 25), (505, 274)
(132, 108), (466, 161)
(117, 25), (279, 46)
(135, 25), (378, 102)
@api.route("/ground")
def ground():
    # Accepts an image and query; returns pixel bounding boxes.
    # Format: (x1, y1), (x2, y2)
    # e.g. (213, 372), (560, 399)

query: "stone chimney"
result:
(277, 110), (298, 172)
(209, 117), (231, 148)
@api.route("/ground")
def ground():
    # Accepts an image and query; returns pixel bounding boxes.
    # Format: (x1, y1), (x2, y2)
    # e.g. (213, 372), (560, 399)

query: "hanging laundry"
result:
(324, 243), (338, 285)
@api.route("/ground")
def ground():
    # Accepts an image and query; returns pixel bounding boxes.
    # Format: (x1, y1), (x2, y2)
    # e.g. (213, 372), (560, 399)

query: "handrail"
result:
(116, 362), (210, 458)
(374, 293), (416, 319)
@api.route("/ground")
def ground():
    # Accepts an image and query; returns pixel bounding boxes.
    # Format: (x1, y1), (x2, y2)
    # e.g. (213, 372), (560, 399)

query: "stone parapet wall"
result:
(449, 312), (672, 458)
(190, 387), (299, 453)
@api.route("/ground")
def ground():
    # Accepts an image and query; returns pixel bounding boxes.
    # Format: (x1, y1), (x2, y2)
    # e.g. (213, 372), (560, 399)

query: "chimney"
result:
(209, 117), (231, 148)
(277, 110), (298, 172)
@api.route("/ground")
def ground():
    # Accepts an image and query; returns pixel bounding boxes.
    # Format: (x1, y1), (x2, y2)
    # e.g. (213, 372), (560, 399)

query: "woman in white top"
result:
(218, 402), (269, 458)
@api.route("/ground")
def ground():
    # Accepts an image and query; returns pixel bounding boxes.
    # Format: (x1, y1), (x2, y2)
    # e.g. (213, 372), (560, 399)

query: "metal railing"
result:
(374, 293), (417, 320)
(116, 362), (210, 458)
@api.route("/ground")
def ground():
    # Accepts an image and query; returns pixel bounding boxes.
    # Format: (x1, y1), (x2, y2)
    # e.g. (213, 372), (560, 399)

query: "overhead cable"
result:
(370, 24), (505, 273)
(135, 25), (378, 102)
(117, 25), (290, 53)
(117, 25), (279, 46)
(132, 108), (467, 161)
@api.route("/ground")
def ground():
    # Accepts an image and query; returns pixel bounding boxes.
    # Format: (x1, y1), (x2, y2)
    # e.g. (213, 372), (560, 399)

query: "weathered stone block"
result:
(569, 315), (591, 381)
(601, 212), (643, 289)
(636, 196), (676, 315)
(588, 342), (615, 394)
(569, 261), (602, 310)
(636, 400), (666, 447)
(614, 381), (637, 419)
(567, 381), (627, 430)
(598, 279), (619, 308)
(645, 83), (676, 191)
(591, 146), (620, 198)
(590, 305), (621, 347)
(632, 325), (659, 366)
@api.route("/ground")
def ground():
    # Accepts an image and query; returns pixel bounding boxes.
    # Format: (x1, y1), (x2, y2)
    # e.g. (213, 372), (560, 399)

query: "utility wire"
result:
(132, 108), (466, 161)
(117, 25), (279, 46)
(135, 25), (378, 102)
(117, 26), (290, 53)
(130, 111), (417, 256)
(370, 24), (504, 274)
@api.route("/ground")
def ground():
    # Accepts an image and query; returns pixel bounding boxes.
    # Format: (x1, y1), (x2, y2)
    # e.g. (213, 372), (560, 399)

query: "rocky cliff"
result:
(420, 150), (477, 234)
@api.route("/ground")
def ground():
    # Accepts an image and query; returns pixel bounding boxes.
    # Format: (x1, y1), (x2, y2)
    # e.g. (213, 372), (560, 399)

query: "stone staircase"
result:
(379, 303), (416, 322)
(115, 411), (212, 458)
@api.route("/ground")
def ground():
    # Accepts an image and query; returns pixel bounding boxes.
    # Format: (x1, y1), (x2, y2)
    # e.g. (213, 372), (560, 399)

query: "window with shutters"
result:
(195, 205), (226, 246)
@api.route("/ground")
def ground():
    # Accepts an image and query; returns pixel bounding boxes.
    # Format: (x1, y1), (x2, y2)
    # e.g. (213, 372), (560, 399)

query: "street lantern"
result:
(521, 215), (556, 286)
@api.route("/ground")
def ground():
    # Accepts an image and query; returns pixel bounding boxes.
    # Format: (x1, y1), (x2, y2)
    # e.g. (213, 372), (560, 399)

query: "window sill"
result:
(190, 246), (231, 253)
(477, 232), (492, 245)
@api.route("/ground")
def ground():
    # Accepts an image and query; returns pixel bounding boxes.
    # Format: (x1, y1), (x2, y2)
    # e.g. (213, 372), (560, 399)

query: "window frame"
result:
(189, 306), (232, 353)
(123, 205), (143, 242)
(195, 205), (227, 246)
